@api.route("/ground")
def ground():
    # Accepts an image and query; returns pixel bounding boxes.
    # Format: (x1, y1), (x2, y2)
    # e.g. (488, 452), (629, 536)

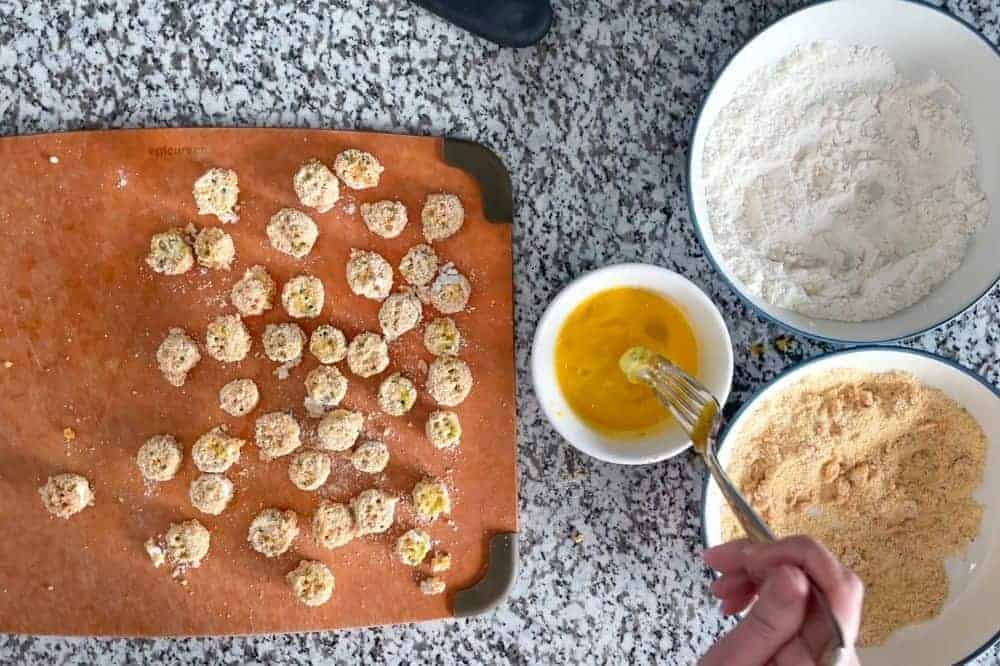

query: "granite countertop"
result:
(1, 0), (998, 663)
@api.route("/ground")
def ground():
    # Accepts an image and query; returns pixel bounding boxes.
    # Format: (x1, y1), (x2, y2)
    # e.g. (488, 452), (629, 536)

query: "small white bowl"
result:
(688, 0), (1000, 343)
(702, 347), (1000, 665)
(530, 263), (734, 465)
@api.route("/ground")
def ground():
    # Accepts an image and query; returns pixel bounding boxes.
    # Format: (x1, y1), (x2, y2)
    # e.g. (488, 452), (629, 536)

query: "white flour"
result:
(702, 42), (989, 322)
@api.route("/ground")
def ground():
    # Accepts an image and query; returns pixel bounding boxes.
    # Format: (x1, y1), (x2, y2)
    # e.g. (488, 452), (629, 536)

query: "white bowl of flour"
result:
(688, 0), (1000, 343)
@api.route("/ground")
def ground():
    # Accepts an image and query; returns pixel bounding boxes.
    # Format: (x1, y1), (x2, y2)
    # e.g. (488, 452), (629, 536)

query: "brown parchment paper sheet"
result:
(0, 128), (517, 636)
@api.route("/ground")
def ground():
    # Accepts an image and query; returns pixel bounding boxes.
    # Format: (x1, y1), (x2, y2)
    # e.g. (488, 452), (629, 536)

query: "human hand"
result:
(699, 536), (864, 666)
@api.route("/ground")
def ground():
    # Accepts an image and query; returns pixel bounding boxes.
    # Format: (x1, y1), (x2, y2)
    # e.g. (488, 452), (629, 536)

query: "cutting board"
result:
(0, 128), (518, 636)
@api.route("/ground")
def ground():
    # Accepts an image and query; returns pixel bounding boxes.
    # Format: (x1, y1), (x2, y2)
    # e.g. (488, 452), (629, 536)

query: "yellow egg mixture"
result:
(555, 287), (698, 438)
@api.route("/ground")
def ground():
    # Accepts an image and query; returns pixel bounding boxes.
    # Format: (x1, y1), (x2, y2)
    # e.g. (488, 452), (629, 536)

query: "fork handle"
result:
(703, 453), (775, 543)
(704, 456), (848, 665)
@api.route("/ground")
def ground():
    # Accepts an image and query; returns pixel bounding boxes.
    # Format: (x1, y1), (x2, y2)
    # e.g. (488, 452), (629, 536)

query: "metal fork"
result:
(619, 346), (847, 665)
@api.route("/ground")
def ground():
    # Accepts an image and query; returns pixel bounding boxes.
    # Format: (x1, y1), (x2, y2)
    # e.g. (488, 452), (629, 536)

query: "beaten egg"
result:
(554, 287), (698, 438)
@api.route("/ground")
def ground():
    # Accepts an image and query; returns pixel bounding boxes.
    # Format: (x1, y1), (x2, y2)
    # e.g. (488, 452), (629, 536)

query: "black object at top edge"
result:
(442, 138), (514, 224)
(412, 0), (553, 48)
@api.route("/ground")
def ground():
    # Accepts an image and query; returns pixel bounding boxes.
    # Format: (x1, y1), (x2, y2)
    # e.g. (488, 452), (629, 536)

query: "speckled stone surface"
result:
(1, 0), (998, 663)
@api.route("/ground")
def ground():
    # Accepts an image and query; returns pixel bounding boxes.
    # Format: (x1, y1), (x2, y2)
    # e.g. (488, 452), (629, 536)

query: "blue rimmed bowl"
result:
(701, 346), (1000, 665)
(687, 0), (1000, 343)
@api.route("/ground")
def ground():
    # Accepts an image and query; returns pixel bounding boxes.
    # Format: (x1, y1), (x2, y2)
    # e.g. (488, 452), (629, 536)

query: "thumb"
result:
(700, 565), (810, 666)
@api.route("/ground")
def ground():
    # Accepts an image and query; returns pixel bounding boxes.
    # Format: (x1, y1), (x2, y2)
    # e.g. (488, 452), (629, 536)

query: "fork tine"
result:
(661, 361), (713, 403)
(651, 364), (704, 415)
(678, 372), (714, 404)
(647, 366), (700, 428)
(664, 369), (704, 407)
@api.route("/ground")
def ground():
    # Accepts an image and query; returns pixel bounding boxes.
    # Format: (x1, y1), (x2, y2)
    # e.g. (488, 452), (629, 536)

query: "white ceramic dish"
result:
(702, 347), (1000, 665)
(531, 263), (734, 464)
(688, 0), (1000, 343)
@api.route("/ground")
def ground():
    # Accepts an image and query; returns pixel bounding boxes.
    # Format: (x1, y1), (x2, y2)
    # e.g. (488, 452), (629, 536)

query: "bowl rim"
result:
(698, 344), (1000, 664)
(685, 0), (1000, 345)
(529, 261), (734, 465)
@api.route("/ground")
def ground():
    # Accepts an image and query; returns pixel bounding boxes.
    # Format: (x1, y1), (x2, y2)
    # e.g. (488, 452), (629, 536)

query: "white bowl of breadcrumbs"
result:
(702, 346), (1000, 666)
